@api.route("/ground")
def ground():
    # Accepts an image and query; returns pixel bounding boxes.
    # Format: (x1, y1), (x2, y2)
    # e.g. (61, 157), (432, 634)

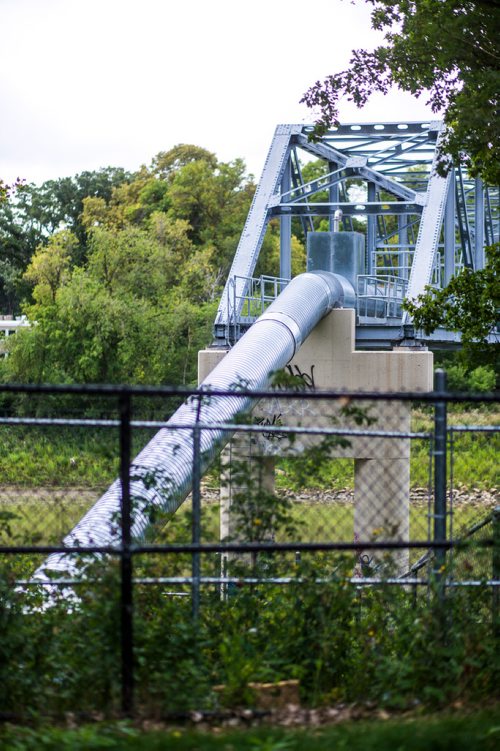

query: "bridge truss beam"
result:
(214, 122), (499, 348)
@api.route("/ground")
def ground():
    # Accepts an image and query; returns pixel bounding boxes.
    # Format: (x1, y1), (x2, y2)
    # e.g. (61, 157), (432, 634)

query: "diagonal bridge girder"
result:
(293, 133), (424, 204)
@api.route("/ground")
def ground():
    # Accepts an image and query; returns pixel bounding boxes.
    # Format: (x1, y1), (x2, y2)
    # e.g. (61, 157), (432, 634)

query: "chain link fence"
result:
(0, 381), (498, 715)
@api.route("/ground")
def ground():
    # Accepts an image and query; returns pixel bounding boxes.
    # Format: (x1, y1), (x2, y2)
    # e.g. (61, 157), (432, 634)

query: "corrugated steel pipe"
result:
(34, 270), (354, 580)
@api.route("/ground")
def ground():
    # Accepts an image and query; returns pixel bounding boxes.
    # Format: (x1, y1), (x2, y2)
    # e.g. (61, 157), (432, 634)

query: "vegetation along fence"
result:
(0, 378), (498, 719)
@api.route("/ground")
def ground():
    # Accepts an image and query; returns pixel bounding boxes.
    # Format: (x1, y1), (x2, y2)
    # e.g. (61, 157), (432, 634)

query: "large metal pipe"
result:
(35, 270), (354, 579)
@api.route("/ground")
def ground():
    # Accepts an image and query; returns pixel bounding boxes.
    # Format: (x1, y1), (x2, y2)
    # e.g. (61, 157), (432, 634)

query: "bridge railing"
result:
(226, 274), (290, 340)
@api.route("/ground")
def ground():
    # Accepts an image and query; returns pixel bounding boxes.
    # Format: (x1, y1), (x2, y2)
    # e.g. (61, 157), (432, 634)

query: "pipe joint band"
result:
(254, 311), (302, 356)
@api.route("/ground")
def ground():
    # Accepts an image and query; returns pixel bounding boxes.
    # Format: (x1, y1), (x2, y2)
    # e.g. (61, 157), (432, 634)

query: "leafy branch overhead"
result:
(301, 0), (500, 184)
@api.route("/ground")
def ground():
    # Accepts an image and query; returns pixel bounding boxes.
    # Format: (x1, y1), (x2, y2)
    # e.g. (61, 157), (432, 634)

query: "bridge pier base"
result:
(199, 309), (432, 576)
(354, 458), (410, 574)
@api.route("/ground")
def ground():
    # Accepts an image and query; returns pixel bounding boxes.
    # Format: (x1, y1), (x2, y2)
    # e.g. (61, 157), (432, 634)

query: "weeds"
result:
(0, 555), (498, 718)
(2, 711), (500, 750)
(0, 396), (497, 721)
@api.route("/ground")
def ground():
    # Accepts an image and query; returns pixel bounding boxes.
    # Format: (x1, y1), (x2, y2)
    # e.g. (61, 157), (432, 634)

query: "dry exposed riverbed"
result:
(0, 484), (498, 509)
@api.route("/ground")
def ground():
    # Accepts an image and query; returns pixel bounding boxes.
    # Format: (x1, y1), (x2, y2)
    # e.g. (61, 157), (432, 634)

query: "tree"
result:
(86, 220), (195, 299)
(0, 178), (24, 204)
(151, 144), (218, 180)
(0, 211), (30, 314)
(23, 230), (76, 304)
(403, 243), (499, 382)
(254, 228), (306, 279)
(0, 169), (132, 312)
(404, 244), (499, 346)
(6, 219), (216, 386)
(0, 182), (47, 312)
(1, 144), (256, 385)
(302, 1), (499, 378)
(81, 147), (255, 285)
(301, 0), (500, 183)
(166, 157), (251, 245)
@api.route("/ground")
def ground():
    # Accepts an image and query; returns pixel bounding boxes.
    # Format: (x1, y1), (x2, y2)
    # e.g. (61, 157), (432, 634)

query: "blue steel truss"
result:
(214, 122), (499, 349)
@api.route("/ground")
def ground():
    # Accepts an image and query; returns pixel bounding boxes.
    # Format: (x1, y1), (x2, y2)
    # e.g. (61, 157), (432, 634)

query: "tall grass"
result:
(0, 410), (497, 490)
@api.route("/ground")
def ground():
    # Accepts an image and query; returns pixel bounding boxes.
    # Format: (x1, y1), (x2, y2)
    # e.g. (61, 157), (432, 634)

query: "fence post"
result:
(119, 392), (134, 715)
(493, 506), (500, 637)
(192, 398), (202, 620)
(433, 369), (448, 591)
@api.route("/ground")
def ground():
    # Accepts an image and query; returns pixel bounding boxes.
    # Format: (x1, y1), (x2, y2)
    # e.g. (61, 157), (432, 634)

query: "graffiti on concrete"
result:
(255, 412), (284, 441)
(286, 363), (316, 390)
(255, 364), (317, 442)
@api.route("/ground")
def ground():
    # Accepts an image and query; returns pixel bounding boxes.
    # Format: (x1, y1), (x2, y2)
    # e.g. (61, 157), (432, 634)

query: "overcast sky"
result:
(1, 0), (435, 186)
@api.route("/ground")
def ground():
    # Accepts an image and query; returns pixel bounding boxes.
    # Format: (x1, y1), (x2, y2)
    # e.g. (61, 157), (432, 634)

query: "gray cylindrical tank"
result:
(307, 231), (365, 290)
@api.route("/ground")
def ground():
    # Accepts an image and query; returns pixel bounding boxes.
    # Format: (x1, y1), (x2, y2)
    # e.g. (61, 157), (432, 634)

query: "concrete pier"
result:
(199, 308), (433, 573)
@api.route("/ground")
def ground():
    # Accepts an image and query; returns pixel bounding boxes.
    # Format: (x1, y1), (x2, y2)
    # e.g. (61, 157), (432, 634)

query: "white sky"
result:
(0, 0), (434, 186)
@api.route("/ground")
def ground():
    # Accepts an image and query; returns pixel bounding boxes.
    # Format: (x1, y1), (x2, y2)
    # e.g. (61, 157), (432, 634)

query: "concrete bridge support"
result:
(199, 309), (433, 574)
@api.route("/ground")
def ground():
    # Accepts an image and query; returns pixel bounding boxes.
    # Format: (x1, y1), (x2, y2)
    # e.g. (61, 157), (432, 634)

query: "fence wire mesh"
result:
(0, 382), (498, 718)
(0, 384), (497, 583)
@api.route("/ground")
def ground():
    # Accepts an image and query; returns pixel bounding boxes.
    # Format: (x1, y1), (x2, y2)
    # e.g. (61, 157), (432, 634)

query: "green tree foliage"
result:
(0, 140), (312, 389)
(403, 243), (499, 345)
(151, 143), (218, 179)
(0, 144), (260, 385)
(404, 243), (499, 383)
(23, 230), (76, 304)
(81, 146), (256, 284)
(254, 226), (306, 278)
(302, 4), (498, 370)
(301, 0), (500, 184)
(16, 168), (132, 247)
(0, 187), (41, 313)
(5, 220), (216, 385)
(0, 169), (131, 312)
(404, 246), (499, 346)
(0, 177), (24, 203)
(440, 360), (496, 392)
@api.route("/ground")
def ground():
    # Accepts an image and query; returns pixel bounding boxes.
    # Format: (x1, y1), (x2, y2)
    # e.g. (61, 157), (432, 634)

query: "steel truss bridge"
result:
(213, 122), (499, 349)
